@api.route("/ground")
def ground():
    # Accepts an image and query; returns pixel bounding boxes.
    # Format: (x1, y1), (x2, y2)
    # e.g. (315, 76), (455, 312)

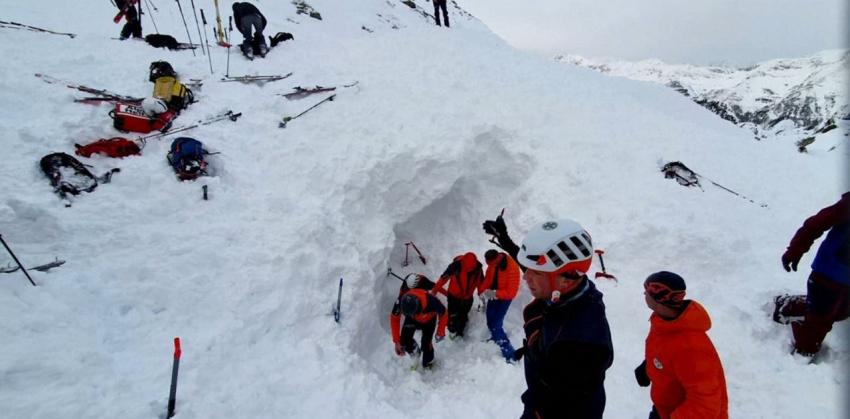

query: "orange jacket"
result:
(434, 252), (483, 299)
(478, 252), (520, 300)
(645, 300), (728, 419)
(390, 289), (448, 343)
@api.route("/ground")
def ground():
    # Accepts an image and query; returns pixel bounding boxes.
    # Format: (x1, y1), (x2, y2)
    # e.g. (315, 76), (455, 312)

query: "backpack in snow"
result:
(269, 32), (294, 47)
(153, 76), (194, 111)
(75, 137), (141, 158)
(661, 161), (701, 187)
(145, 34), (179, 49)
(39, 152), (119, 200)
(167, 137), (208, 180)
(149, 60), (176, 82)
(110, 102), (176, 133)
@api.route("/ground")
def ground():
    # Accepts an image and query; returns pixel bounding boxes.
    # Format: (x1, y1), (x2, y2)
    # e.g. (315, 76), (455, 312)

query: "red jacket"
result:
(645, 300), (728, 419)
(433, 252), (483, 299)
(478, 252), (520, 300)
(390, 289), (448, 343)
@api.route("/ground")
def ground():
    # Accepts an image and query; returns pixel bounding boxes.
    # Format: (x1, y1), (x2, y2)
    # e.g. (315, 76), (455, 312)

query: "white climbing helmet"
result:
(142, 97), (168, 116)
(404, 273), (421, 289)
(517, 218), (593, 274)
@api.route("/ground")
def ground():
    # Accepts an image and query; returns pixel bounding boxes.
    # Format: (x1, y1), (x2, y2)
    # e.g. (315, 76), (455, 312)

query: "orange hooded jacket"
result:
(478, 252), (520, 300)
(433, 252), (483, 299)
(645, 300), (728, 419)
(390, 289), (449, 343)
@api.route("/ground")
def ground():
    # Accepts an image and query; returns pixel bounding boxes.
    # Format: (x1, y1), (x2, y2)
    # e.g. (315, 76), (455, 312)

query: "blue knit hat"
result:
(644, 271), (687, 306)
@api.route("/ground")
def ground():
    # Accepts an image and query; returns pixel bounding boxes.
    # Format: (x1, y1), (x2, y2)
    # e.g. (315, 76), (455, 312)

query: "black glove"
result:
(483, 216), (508, 238)
(635, 360), (651, 387)
(513, 344), (526, 361)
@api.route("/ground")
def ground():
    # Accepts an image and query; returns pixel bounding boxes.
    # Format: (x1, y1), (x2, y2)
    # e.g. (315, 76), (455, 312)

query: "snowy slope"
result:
(558, 51), (850, 143)
(0, 1), (847, 418)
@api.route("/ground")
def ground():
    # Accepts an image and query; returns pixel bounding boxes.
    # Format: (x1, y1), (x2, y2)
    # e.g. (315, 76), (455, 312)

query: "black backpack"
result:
(149, 60), (176, 82)
(39, 153), (120, 201)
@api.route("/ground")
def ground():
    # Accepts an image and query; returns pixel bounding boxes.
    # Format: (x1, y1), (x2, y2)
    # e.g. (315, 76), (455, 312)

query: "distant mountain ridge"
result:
(557, 50), (849, 141)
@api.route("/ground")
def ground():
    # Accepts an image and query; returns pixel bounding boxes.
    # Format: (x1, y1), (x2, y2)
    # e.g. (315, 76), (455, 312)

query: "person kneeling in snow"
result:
(484, 216), (613, 418)
(390, 288), (448, 369)
(232, 2), (269, 59)
(478, 249), (521, 362)
(635, 271), (728, 419)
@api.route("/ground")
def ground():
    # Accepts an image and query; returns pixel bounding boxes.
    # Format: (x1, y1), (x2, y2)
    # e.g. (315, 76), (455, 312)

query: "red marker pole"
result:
(167, 337), (182, 417)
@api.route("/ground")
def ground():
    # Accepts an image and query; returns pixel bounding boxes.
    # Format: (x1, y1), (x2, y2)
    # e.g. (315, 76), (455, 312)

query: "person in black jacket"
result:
(232, 2), (268, 58)
(115, 0), (142, 39)
(484, 216), (613, 419)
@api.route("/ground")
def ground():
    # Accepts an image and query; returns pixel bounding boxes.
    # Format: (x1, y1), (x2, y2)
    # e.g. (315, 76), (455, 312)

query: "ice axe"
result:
(402, 241), (426, 266)
(594, 250), (617, 281)
(386, 267), (405, 282)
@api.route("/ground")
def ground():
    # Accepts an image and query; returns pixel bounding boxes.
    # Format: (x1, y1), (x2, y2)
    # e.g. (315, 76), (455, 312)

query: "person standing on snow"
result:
(774, 193), (850, 356)
(390, 288), (448, 369)
(478, 249), (521, 362)
(115, 0), (142, 40)
(433, 0), (449, 27)
(432, 252), (484, 339)
(635, 271), (728, 419)
(483, 216), (613, 418)
(232, 2), (269, 59)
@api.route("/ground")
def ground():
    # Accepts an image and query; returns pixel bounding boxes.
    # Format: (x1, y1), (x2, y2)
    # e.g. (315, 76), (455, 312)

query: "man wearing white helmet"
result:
(484, 216), (614, 419)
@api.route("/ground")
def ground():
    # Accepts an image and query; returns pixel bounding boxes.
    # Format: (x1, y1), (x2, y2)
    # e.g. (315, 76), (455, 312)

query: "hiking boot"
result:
(773, 294), (805, 325)
(257, 44), (269, 58)
(240, 43), (254, 60)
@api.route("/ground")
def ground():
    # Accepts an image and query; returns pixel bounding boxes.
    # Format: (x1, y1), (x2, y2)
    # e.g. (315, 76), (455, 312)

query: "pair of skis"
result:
(278, 81), (359, 100)
(0, 20), (75, 38)
(220, 73), (293, 83)
(35, 73), (143, 104)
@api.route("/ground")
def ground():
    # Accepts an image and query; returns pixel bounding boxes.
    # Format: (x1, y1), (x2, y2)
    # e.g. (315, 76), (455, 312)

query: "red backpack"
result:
(75, 137), (141, 158)
(110, 102), (176, 134)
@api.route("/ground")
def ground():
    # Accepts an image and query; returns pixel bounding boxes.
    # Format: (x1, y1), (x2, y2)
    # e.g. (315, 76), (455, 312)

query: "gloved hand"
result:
(782, 249), (802, 272)
(480, 289), (496, 301)
(435, 334), (445, 343)
(394, 342), (404, 356)
(634, 360), (651, 387)
(483, 216), (508, 239)
(513, 346), (526, 361)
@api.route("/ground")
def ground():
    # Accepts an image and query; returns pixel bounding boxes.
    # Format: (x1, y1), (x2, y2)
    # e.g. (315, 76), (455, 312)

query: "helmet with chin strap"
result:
(518, 218), (593, 300)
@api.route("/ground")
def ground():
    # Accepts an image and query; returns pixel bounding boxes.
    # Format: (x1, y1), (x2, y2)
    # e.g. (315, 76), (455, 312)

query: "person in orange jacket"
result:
(432, 252), (484, 338)
(479, 249), (521, 361)
(635, 271), (728, 419)
(390, 288), (448, 369)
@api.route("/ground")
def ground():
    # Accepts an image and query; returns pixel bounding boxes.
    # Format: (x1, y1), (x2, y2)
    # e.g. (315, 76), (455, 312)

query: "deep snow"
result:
(0, 1), (847, 418)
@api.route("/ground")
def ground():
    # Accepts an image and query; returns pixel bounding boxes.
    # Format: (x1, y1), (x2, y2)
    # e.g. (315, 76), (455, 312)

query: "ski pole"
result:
(189, 0), (205, 56)
(199, 9), (214, 74)
(148, 0), (159, 11)
(280, 94), (336, 128)
(0, 234), (37, 287)
(174, 0), (196, 57)
(142, 0), (159, 33)
(167, 337), (182, 418)
(333, 277), (343, 323)
(226, 16), (232, 77)
(593, 250), (617, 281)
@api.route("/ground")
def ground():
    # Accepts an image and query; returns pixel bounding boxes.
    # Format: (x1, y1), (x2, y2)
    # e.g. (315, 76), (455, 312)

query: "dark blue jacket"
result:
(520, 279), (613, 419)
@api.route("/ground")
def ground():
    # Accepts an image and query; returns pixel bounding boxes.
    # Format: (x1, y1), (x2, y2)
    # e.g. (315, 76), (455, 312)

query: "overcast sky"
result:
(460, 0), (848, 66)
